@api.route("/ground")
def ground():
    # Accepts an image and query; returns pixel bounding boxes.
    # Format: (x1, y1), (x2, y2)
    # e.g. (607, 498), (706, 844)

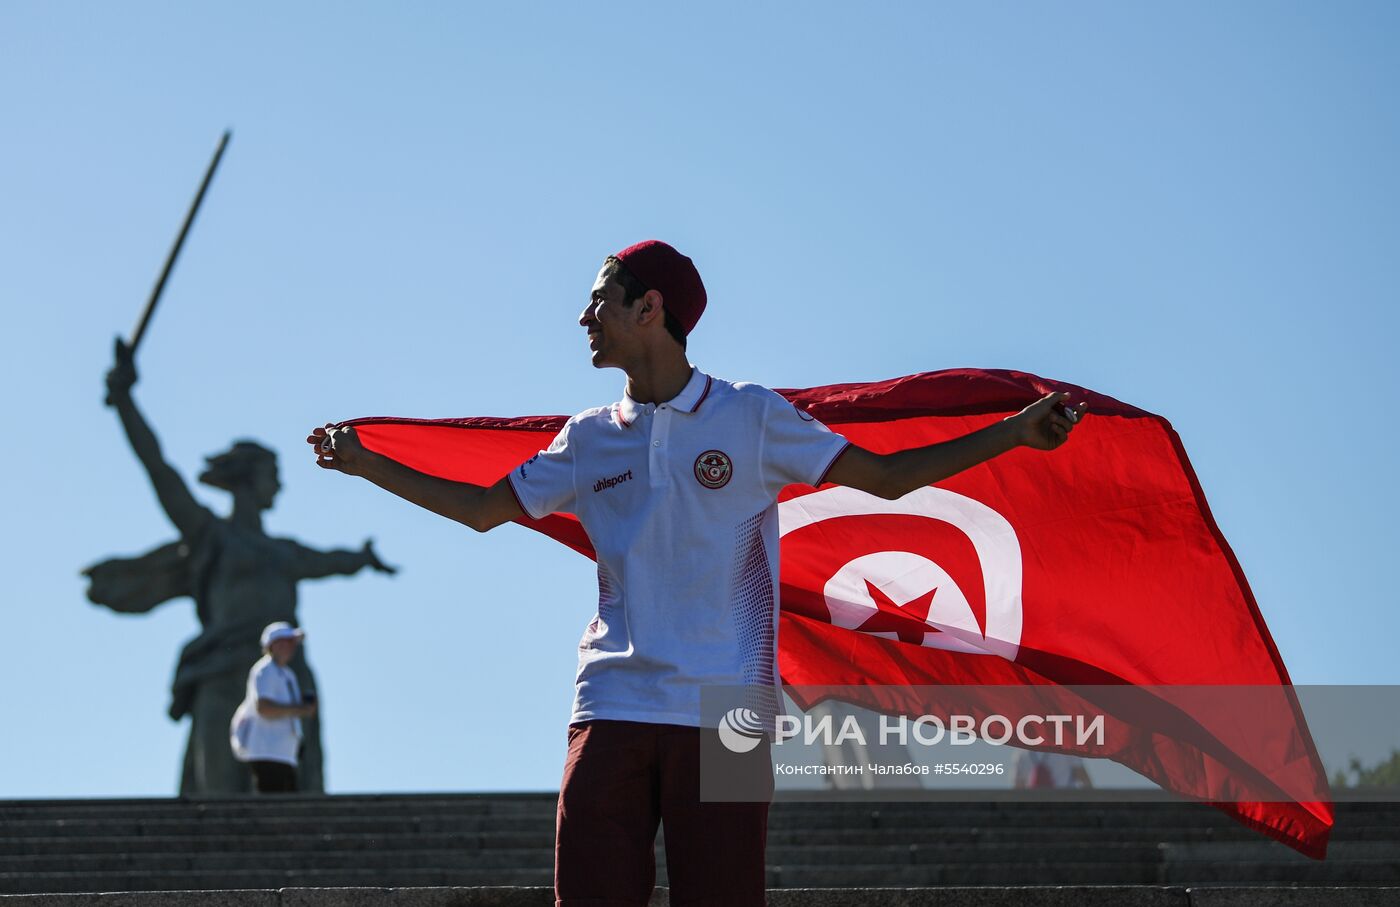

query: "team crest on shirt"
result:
(693, 450), (733, 489)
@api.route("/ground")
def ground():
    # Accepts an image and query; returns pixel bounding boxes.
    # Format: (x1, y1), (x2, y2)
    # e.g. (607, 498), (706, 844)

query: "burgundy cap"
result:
(613, 240), (707, 336)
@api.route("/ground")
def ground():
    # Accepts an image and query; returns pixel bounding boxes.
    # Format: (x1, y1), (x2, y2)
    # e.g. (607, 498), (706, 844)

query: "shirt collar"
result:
(615, 367), (712, 427)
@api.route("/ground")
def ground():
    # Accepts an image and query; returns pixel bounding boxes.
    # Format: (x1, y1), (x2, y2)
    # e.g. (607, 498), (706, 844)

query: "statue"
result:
(84, 338), (396, 795)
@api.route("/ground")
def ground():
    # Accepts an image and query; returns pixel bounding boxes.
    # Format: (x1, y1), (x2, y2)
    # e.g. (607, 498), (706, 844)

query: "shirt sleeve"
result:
(760, 394), (851, 496)
(253, 663), (285, 704)
(507, 419), (579, 520)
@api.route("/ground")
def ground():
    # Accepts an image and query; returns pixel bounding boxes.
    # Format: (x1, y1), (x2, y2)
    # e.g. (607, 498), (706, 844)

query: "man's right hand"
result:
(105, 337), (137, 405)
(308, 423), (369, 476)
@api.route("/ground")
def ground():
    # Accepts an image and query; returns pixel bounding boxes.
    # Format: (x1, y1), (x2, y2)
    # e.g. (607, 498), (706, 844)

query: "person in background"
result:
(1012, 749), (1094, 790)
(230, 622), (317, 793)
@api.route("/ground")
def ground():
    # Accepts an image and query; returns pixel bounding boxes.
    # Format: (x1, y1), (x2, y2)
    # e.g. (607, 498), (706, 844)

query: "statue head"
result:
(199, 440), (280, 510)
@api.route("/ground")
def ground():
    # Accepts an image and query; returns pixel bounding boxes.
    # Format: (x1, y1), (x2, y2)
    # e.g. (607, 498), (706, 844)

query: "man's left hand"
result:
(1007, 391), (1087, 451)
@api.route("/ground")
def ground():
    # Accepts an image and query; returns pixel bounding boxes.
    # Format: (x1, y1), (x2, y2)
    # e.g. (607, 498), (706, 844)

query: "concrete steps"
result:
(9, 842), (1396, 876)
(0, 793), (1396, 897)
(3, 888), (1400, 907)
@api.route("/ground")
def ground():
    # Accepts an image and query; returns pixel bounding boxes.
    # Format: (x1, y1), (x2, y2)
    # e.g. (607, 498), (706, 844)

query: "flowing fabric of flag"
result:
(341, 368), (1332, 857)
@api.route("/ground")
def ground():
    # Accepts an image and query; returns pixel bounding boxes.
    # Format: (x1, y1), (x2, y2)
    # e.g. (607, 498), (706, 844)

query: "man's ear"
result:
(637, 289), (666, 325)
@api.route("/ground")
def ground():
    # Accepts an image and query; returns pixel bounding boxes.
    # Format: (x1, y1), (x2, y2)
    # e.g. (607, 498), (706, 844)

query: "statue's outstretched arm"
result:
(104, 337), (214, 539)
(287, 537), (398, 581)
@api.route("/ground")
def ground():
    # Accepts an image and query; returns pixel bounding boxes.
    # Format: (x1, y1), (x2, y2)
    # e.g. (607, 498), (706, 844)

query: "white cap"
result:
(261, 621), (305, 649)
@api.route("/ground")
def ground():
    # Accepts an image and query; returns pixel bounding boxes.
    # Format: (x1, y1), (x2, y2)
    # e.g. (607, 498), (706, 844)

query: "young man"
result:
(309, 240), (1082, 906)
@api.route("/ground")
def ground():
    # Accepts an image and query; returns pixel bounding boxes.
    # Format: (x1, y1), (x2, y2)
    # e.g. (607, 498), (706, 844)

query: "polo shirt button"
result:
(653, 441), (661, 447)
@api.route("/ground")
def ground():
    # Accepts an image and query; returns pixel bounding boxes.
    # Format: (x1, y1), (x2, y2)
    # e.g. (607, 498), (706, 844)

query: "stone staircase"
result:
(1, 792), (1397, 904)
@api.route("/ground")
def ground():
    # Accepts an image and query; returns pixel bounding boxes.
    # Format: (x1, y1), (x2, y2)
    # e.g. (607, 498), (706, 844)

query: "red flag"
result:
(342, 368), (1332, 857)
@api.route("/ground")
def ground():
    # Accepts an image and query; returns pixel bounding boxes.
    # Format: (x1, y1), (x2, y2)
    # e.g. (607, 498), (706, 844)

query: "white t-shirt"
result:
(229, 654), (303, 766)
(508, 367), (849, 728)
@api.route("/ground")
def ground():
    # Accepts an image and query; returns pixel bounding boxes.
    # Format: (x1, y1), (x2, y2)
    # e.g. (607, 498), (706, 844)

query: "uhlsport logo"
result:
(592, 469), (633, 493)
(778, 485), (1024, 660)
(717, 707), (766, 753)
(694, 450), (733, 489)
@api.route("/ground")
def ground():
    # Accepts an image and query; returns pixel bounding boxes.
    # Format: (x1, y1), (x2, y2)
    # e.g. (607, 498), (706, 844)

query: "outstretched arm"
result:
(105, 338), (213, 538)
(825, 391), (1085, 499)
(307, 424), (524, 533)
(287, 537), (398, 580)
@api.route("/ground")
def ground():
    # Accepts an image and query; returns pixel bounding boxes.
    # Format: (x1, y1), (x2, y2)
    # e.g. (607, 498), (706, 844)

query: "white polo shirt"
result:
(509, 367), (850, 728)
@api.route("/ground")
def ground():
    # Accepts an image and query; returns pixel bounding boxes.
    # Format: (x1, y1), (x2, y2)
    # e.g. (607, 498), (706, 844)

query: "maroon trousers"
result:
(555, 720), (772, 907)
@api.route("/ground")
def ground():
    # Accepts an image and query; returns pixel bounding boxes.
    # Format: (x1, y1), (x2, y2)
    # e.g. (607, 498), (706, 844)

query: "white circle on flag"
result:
(779, 485), (1023, 661)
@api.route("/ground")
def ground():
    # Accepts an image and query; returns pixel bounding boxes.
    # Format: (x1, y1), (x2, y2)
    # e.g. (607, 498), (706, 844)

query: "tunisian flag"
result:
(340, 368), (1332, 857)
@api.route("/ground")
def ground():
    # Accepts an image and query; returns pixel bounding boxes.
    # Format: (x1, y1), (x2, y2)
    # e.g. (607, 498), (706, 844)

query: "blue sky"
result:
(2, 2), (1396, 797)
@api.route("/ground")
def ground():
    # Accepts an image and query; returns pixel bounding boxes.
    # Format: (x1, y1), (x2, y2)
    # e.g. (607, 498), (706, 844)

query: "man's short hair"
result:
(603, 256), (687, 350)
